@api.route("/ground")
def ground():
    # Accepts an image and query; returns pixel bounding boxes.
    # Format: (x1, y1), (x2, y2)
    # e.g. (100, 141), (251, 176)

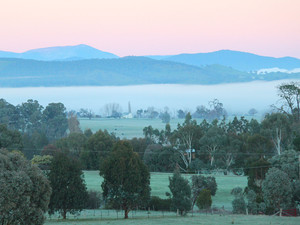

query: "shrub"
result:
(148, 196), (172, 211)
(196, 189), (212, 210)
(86, 191), (102, 209)
(231, 187), (246, 214)
(168, 170), (192, 215)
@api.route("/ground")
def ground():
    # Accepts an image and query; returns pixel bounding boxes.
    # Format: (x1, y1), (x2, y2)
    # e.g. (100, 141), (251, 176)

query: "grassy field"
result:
(79, 118), (185, 139)
(45, 213), (299, 225)
(83, 171), (247, 210)
(45, 172), (299, 224)
(79, 116), (260, 139)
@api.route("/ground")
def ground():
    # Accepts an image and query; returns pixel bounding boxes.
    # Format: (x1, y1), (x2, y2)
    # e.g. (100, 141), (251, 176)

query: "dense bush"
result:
(231, 187), (246, 214)
(196, 189), (212, 210)
(167, 170), (192, 215)
(148, 196), (172, 211)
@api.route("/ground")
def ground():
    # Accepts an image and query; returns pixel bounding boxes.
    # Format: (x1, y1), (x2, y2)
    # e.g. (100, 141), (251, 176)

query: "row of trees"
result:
(231, 149), (300, 214)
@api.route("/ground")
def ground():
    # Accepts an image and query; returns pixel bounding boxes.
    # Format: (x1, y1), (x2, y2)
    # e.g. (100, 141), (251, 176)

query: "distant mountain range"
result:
(1, 44), (300, 72)
(149, 50), (300, 72)
(0, 56), (299, 87)
(0, 44), (118, 61)
(0, 44), (300, 87)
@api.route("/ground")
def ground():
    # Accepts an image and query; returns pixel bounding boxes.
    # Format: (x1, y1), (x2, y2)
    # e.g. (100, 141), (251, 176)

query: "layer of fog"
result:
(0, 80), (295, 116)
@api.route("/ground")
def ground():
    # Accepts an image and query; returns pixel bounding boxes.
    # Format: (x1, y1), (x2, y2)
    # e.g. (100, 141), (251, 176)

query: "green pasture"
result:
(46, 172), (299, 224)
(45, 213), (299, 225)
(83, 171), (247, 210)
(79, 116), (260, 139)
(79, 118), (185, 139)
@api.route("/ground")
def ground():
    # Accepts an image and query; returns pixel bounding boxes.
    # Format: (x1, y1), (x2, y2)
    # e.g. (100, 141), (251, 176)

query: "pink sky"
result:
(0, 0), (299, 58)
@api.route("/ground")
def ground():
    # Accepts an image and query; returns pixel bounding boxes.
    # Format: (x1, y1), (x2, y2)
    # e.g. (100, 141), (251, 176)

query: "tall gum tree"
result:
(100, 140), (150, 219)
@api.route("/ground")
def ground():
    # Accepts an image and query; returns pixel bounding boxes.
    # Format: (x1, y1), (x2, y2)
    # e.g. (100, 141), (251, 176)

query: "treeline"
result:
(0, 99), (69, 158)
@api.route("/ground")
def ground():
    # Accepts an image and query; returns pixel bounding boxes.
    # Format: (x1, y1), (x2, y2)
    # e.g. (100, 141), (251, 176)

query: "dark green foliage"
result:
(148, 196), (172, 211)
(160, 111), (171, 123)
(268, 150), (299, 180)
(42, 103), (68, 141)
(231, 187), (246, 214)
(261, 113), (292, 155)
(81, 129), (117, 170)
(0, 149), (51, 225)
(244, 158), (270, 194)
(143, 144), (180, 172)
(0, 98), (20, 130)
(18, 99), (43, 134)
(55, 132), (87, 157)
(130, 137), (148, 159)
(246, 189), (258, 214)
(100, 140), (151, 219)
(262, 168), (293, 212)
(292, 180), (300, 203)
(48, 151), (88, 219)
(191, 175), (217, 208)
(293, 135), (300, 151)
(168, 170), (192, 215)
(86, 191), (102, 209)
(196, 189), (212, 210)
(0, 123), (23, 150)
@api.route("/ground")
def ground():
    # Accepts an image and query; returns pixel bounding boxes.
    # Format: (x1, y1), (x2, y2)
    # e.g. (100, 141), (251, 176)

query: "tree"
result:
(68, 113), (82, 134)
(196, 189), (212, 210)
(79, 108), (94, 120)
(248, 108), (258, 116)
(18, 99), (43, 134)
(276, 82), (300, 121)
(48, 151), (88, 219)
(231, 187), (246, 214)
(103, 103), (122, 118)
(100, 141), (151, 219)
(261, 113), (292, 155)
(177, 109), (186, 119)
(55, 132), (87, 157)
(0, 149), (51, 225)
(191, 175), (217, 208)
(42, 103), (68, 140)
(200, 125), (226, 167)
(171, 113), (203, 171)
(0, 98), (20, 130)
(81, 129), (117, 170)
(160, 111), (171, 123)
(269, 150), (299, 180)
(262, 168), (293, 212)
(167, 170), (192, 215)
(0, 124), (23, 150)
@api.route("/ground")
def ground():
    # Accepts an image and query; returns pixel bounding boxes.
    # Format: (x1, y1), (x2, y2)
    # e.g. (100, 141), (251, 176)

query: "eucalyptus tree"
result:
(0, 149), (51, 225)
(100, 141), (150, 219)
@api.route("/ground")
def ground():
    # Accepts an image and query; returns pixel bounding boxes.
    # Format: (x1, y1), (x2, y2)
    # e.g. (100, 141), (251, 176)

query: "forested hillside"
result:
(0, 57), (299, 87)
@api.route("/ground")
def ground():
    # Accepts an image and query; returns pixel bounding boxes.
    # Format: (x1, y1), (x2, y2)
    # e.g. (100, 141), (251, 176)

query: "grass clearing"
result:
(79, 118), (185, 139)
(45, 213), (299, 225)
(79, 116), (260, 139)
(83, 171), (247, 210)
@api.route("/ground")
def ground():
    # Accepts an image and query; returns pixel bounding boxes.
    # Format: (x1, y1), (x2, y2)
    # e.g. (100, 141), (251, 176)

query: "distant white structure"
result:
(122, 101), (133, 119)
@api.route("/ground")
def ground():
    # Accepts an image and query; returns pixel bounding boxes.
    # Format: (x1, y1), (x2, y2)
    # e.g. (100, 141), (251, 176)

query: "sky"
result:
(0, 0), (300, 58)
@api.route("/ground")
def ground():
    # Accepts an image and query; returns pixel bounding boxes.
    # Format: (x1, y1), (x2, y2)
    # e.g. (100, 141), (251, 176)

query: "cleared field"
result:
(79, 116), (259, 139)
(46, 172), (298, 224)
(79, 118), (185, 139)
(45, 213), (299, 225)
(83, 171), (247, 210)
